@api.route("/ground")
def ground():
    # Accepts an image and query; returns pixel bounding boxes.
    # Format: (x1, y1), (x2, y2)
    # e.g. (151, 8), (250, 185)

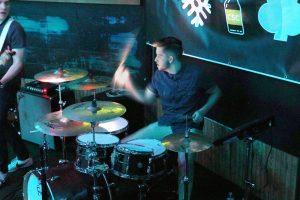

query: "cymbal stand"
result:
(181, 115), (192, 200)
(57, 83), (68, 164)
(90, 121), (102, 200)
(183, 129), (190, 200)
(40, 134), (49, 200)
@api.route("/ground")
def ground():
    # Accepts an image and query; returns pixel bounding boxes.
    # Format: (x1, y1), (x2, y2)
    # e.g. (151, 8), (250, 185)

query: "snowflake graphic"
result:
(182, 0), (212, 27)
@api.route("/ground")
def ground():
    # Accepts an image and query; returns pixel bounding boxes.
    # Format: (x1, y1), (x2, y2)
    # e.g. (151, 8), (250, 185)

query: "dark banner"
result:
(146, 0), (300, 84)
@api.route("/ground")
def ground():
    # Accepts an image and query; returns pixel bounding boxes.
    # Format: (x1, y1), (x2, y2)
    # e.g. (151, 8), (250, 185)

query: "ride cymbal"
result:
(34, 68), (88, 83)
(67, 76), (112, 91)
(34, 111), (91, 137)
(62, 101), (126, 122)
(161, 133), (212, 153)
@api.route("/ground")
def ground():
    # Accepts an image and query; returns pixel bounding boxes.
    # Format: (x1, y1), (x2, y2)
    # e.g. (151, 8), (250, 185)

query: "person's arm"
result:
(0, 48), (24, 85)
(192, 85), (222, 123)
(113, 65), (156, 104)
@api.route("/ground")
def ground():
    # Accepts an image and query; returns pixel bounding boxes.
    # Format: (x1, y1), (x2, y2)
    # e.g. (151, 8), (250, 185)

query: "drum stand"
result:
(40, 134), (49, 199)
(183, 130), (191, 200)
(57, 83), (68, 164)
(88, 99), (110, 200)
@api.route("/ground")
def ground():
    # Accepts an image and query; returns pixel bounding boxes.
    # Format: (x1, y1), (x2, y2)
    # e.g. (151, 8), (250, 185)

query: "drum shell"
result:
(23, 164), (93, 200)
(75, 133), (119, 173)
(111, 140), (168, 180)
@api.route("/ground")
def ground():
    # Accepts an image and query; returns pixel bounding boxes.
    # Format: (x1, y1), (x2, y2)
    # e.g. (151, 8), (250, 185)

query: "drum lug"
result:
(48, 175), (60, 182)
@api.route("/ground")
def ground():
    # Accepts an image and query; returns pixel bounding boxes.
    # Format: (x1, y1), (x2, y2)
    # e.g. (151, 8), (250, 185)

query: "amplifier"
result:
(21, 81), (57, 95)
(17, 90), (75, 150)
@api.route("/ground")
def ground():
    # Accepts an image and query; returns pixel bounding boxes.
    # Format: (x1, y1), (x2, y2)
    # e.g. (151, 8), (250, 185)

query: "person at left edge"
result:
(0, 0), (33, 188)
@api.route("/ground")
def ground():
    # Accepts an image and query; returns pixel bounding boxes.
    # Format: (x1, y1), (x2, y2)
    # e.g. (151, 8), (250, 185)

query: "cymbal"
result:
(34, 111), (91, 137)
(62, 101), (126, 122)
(34, 68), (88, 83)
(161, 133), (212, 153)
(67, 76), (112, 91)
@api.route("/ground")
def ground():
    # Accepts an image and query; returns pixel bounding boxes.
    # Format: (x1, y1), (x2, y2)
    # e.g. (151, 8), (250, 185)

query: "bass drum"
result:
(23, 163), (93, 200)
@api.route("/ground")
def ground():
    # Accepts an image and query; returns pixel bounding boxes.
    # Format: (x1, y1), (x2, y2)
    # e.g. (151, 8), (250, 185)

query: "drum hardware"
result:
(63, 98), (126, 200)
(34, 67), (88, 84)
(66, 74), (112, 91)
(23, 163), (94, 200)
(35, 67), (88, 163)
(62, 100), (126, 122)
(34, 110), (91, 165)
(39, 134), (49, 200)
(111, 139), (168, 180)
(161, 128), (212, 200)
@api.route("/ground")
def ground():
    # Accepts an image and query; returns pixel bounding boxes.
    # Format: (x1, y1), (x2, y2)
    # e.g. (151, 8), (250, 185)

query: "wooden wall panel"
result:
(196, 118), (299, 200)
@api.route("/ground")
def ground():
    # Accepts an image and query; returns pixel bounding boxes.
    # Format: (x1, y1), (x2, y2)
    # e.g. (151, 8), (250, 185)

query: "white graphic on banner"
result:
(181, 0), (211, 27)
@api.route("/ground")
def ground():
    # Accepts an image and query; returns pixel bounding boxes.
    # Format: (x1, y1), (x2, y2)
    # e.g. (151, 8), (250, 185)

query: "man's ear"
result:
(168, 56), (174, 64)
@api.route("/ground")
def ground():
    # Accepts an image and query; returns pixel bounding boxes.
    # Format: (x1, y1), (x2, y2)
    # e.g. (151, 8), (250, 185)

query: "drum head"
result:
(95, 117), (128, 134)
(127, 139), (166, 156)
(77, 133), (119, 146)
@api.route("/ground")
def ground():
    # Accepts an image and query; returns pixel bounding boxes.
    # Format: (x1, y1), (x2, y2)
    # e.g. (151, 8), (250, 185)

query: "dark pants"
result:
(0, 81), (29, 173)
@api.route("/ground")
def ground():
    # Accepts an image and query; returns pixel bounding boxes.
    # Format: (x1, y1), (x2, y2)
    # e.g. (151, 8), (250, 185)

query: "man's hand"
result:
(0, 49), (15, 66)
(192, 109), (204, 123)
(113, 65), (130, 89)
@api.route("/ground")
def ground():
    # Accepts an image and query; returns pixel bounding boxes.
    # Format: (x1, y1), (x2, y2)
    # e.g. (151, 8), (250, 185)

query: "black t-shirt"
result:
(0, 16), (26, 77)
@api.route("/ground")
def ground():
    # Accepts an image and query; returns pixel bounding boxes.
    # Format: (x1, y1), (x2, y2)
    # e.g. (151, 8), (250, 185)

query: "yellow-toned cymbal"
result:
(34, 68), (88, 83)
(161, 133), (212, 153)
(34, 111), (91, 137)
(62, 101), (126, 122)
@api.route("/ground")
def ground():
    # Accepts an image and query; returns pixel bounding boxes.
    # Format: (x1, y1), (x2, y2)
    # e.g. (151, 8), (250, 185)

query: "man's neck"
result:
(166, 60), (182, 75)
(0, 16), (9, 26)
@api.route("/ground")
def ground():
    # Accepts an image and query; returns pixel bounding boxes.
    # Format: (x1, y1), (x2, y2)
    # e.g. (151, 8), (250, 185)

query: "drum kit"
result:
(23, 67), (213, 200)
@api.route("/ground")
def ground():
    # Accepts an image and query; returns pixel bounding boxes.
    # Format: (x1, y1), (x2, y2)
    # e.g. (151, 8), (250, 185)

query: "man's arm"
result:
(192, 85), (222, 123)
(0, 48), (24, 85)
(113, 65), (156, 104)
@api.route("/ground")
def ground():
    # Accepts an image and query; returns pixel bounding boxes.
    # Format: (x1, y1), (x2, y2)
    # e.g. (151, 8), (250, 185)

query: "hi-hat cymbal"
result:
(67, 76), (112, 91)
(34, 68), (88, 83)
(161, 133), (212, 153)
(62, 101), (126, 122)
(34, 111), (91, 137)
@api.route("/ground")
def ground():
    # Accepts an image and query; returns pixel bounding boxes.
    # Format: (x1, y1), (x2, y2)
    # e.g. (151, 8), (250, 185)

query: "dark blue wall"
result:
(11, 1), (146, 79)
(182, 56), (300, 156)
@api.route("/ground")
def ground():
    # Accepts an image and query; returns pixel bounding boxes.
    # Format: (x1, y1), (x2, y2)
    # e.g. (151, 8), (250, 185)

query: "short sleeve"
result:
(9, 21), (26, 49)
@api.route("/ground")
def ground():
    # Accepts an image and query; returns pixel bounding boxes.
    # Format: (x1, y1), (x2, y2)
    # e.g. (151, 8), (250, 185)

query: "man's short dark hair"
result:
(153, 36), (183, 58)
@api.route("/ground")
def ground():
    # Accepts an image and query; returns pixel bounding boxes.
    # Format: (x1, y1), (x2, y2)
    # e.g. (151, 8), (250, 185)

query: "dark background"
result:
(11, 1), (300, 156)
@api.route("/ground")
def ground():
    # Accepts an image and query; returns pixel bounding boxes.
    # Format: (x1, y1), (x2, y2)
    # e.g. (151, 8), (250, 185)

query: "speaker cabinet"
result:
(17, 90), (74, 149)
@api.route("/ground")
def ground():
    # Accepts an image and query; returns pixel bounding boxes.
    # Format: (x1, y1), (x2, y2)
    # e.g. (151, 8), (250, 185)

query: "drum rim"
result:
(116, 143), (153, 155)
(23, 169), (55, 200)
(126, 139), (167, 156)
(76, 133), (120, 147)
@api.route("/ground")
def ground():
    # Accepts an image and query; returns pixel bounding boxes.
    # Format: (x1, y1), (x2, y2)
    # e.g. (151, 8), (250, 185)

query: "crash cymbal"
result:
(161, 133), (212, 153)
(62, 101), (126, 122)
(67, 76), (112, 91)
(34, 111), (91, 137)
(34, 68), (88, 83)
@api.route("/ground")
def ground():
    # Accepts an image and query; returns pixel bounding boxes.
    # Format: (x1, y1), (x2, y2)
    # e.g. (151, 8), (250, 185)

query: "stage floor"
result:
(0, 139), (255, 200)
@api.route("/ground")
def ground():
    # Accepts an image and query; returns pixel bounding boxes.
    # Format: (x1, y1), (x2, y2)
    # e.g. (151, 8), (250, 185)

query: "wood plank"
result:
(196, 118), (299, 200)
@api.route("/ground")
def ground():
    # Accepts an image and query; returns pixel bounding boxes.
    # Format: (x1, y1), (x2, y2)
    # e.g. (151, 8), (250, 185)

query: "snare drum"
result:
(23, 164), (93, 200)
(111, 139), (167, 180)
(95, 117), (128, 135)
(75, 133), (119, 173)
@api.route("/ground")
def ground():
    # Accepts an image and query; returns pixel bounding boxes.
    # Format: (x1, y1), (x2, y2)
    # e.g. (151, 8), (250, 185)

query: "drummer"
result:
(113, 36), (221, 200)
